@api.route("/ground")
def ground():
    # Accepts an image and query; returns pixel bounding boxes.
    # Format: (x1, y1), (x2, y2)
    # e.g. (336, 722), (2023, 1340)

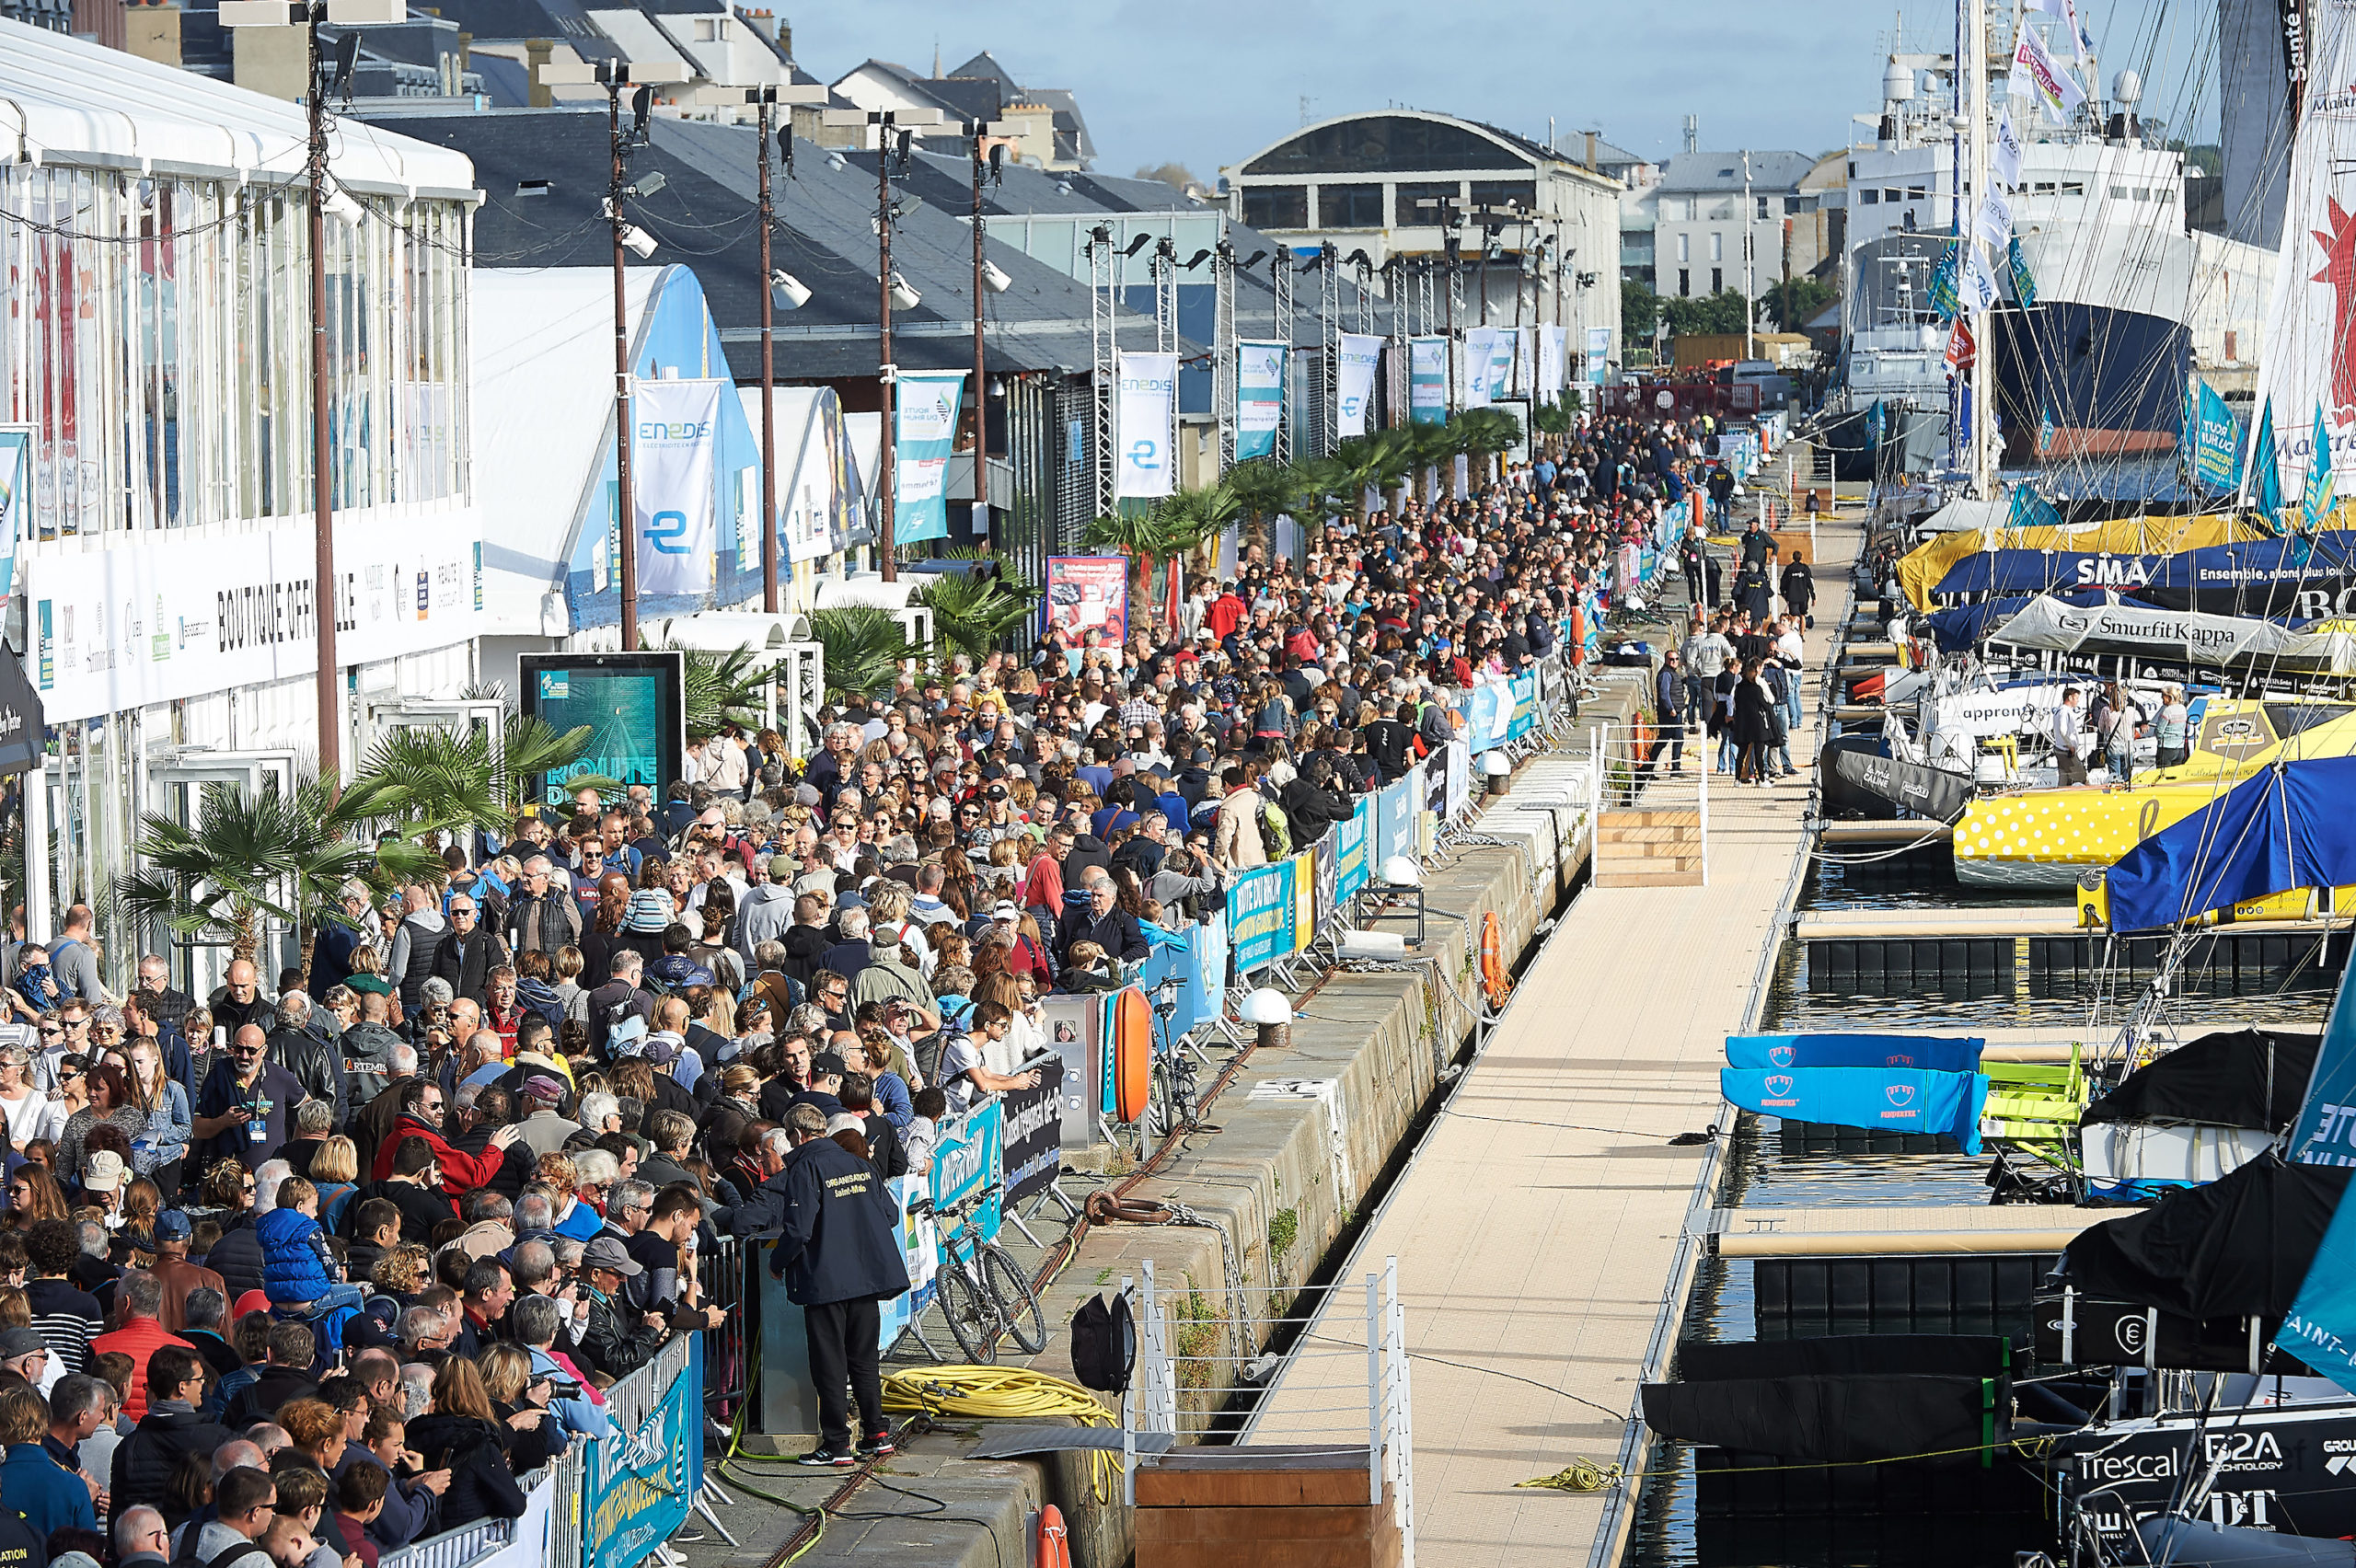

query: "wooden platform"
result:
(1595, 808), (1703, 888)
(1247, 516), (1856, 1566)
(1819, 819), (1954, 847)
(1137, 1447), (1401, 1568)
(1701, 1204), (2112, 1257)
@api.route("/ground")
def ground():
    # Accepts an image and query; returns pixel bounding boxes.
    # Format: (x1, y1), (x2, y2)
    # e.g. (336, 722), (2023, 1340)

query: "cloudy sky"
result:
(788, 1), (2223, 183)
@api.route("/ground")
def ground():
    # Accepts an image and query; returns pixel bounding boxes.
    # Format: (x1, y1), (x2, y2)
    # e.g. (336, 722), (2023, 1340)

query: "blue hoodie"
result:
(257, 1206), (338, 1303)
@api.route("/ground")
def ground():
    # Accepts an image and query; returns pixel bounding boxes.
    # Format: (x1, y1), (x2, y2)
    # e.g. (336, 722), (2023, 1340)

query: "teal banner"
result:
(1228, 859), (1302, 974)
(893, 370), (965, 544)
(584, 1343), (701, 1568)
(1237, 340), (1286, 462)
(2183, 379), (2243, 495)
(930, 1097), (1003, 1263)
(1372, 776), (1418, 866)
(1409, 337), (1448, 423)
(1333, 799), (1372, 904)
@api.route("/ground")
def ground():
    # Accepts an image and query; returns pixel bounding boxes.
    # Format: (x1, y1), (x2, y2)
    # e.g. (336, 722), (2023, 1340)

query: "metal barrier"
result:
(700, 1235), (754, 1428)
(377, 1515), (517, 1568)
(541, 1447), (585, 1568)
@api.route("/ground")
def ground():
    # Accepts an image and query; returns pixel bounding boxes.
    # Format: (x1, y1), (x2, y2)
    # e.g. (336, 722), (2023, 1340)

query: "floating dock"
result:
(1797, 906), (2350, 994)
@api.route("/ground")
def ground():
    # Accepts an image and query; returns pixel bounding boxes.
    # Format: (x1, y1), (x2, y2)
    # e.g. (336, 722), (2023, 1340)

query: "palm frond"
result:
(808, 606), (920, 702)
(916, 571), (1040, 662)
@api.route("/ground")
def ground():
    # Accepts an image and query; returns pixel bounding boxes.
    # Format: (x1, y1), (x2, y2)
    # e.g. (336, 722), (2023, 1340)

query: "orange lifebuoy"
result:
(1112, 988), (1151, 1124)
(1039, 1505), (1072, 1568)
(1480, 911), (1510, 1007)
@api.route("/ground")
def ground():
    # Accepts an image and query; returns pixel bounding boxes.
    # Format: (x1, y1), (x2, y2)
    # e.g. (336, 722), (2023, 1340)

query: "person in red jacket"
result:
(90, 1271), (193, 1421)
(367, 1079), (522, 1198)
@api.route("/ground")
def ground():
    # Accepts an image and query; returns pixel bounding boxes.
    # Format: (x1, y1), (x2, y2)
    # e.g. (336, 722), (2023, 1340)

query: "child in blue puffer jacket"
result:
(258, 1177), (368, 1320)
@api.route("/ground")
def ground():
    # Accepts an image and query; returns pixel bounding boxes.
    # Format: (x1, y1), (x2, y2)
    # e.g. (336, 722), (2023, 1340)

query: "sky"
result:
(787, 1), (2224, 184)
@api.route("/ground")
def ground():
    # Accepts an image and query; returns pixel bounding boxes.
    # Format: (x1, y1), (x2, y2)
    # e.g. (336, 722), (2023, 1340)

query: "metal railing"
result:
(376, 1515), (517, 1568)
(700, 1234), (754, 1429)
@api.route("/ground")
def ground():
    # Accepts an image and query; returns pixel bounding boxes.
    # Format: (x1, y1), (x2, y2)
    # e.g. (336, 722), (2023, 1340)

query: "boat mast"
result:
(1965, 0), (1994, 495)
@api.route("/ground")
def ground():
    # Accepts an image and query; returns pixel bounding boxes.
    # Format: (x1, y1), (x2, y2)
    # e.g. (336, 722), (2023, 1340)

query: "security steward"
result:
(770, 1103), (910, 1467)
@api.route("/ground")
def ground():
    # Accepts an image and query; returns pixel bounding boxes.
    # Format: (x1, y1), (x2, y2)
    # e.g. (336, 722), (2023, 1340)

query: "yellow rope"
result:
(883, 1366), (1123, 1502)
(1516, 1458), (1623, 1492)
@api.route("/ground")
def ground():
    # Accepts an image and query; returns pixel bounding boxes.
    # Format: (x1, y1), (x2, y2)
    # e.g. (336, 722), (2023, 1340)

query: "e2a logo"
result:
(645, 512), (691, 554)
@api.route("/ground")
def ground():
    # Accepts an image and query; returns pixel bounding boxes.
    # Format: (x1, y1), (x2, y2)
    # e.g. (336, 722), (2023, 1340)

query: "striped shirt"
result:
(25, 1277), (100, 1376)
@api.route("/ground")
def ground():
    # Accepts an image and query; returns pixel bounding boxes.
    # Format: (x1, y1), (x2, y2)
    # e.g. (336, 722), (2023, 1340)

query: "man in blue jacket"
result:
(769, 1105), (909, 1468)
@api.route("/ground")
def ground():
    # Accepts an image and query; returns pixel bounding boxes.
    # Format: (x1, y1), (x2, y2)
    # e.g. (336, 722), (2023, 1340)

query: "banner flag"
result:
(1994, 106), (2024, 189)
(1335, 333), (1382, 437)
(2011, 21), (2087, 123)
(893, 370), (964, 545)
(2007, 236), (2038, 307)
(1974, 194), (2013, 249)
(1962, 244), (2004, 314)
(1115, 352), (1178, 498)
(2183, 379), (2244, 495)
(1537, 327), (1567, 401)
(2038, 398), (2057, 455)
(2307, 403), (2338, 535)
(1237, 340), (1287, 461)
(1586, 327), (1611, 386)
(2256, 401), (2285, 516)
(1409, 337), (1448, 423)
(1945, 316), (1977, 373)
(1462, 327), (1499, 407)
(1488, 330), (1519, 403)
(631, 378), (723, 595)
(1928, 242), (1962, 318)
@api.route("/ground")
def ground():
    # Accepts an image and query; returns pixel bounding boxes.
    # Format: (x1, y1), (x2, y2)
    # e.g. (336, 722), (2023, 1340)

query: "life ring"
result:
(1039, 1505), (1072, 1568)
(1479, 912), (1511, 1007)
(1112, 988), (1152, 1124)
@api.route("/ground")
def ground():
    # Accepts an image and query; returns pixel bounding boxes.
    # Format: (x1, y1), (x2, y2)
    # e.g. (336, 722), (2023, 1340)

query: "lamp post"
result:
(542, 56), (685, 650)
(215, 0), (401, 782)
(702, 85), (826, 615)
(962, 120), (1014, 481)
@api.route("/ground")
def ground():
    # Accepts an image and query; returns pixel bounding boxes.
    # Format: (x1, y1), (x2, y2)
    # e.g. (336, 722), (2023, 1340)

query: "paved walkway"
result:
(1248, 509), (1859, 1566)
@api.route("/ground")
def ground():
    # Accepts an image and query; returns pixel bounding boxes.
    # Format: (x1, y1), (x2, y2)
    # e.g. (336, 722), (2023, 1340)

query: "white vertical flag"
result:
(1993, 107), (2024, 190)
(1974, 193), (2014, 249)
(2010, 22), (2087, 124)
(1114, 352), (1178, 498)
(1334, 334), (1382, 437)
(631, 377), (723, 595)
(1963, 245), (2004, 314)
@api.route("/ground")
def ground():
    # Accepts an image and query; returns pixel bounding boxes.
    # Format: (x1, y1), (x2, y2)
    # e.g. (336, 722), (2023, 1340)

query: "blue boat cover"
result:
(1932, 549), (2169, 601)
(1720, 1066), (1988, 1155)
(2104, 756), (2356, 935)
(1725, 1033), (1985, 1073)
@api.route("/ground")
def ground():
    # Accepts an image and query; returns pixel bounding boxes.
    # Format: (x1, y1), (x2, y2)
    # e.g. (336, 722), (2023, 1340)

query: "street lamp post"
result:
(962, 119), (1013, 501)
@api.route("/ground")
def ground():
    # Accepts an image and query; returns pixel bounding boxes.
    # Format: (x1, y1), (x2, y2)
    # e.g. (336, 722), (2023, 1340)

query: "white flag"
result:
(631, 377), (723, 595)
(1963, 244), (2004, 314)
(1114, 352), (1178, 498)
(1993, 107), (2024, 190)
(1974, 193), (2013, 249)
(2010, 22), (2086, 124)
(1334, 334), (1382, 437)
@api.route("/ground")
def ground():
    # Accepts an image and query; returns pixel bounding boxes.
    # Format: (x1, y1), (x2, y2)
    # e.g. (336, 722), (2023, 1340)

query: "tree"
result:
(917, 566), (1041, 661)
(1226, 458), (1299, 552)
(1765, 276), (1834, 331)
(123, 773), (443, 984)
(352, 714), (603, 838)
(1661, 288), (1754, 338)
(1623, 278), (1662, 341)
(807, 605), (921, 703)
(1134, 162), (1202, 194)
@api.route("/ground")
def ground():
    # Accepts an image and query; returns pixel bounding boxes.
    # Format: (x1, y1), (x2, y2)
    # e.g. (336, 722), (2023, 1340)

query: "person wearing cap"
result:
(0, 1329), (55, 1397)
(575, 1236), (668, 1382)
(766, 1104), (908, 1467)
(510, 1078), (579, 1159)
(147, 1212), (224, 1335)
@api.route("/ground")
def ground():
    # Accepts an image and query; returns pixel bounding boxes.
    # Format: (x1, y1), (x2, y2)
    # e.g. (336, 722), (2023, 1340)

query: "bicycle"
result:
(911, 1182), (1048, 1364)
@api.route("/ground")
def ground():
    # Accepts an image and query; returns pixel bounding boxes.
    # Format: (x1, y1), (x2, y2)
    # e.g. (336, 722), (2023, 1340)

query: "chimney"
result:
(525, 37), (553, 107)
(456, 26), (469, 69)
(1584, 129), (1597, 171)
(778, 17), (791, 57)
(124, 0), (181, 69)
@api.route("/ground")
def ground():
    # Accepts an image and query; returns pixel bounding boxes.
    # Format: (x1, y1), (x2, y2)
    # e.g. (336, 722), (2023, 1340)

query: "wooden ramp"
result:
(1247, 519), (1855, 1567)
(1595, 807), (1703, 887)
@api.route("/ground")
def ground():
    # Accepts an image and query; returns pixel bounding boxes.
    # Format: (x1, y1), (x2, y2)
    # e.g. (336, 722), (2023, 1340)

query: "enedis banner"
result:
(632, 378), (723, 595)
(1115, 351), (1178, 497)
(1336, 334), (1382, 437)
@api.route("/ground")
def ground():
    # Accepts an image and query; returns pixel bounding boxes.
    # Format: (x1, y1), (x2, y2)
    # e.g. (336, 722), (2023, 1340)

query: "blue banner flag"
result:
(2180, 380), (2241, 494)
(1865, 399), (1887, 449)
(1720, 1066), (1989, 1155)
(2007, 236), (2038, 308)
(2038, 398), (2057, 455)
(2307, 404), (2338, 535)
(1927, 242), (1962, 318)
(1725, 1034), (1985, 1074)
(2256, 400), (2284, 516)
(1236, 340), (1286, 461)
(1409, 337), (1448, 424)
(892, 370), (965, 544)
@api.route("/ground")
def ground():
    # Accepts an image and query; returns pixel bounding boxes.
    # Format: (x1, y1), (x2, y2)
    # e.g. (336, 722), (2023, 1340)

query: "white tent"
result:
(1987, 594), (2356, 674)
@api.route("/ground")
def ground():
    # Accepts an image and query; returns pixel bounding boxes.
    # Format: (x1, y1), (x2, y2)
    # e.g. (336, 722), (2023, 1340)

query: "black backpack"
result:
(1068, 1291), (1136, 1394)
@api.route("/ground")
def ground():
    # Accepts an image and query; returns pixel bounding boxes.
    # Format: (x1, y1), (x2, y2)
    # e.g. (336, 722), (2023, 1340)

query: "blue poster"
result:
(1373, 778), (1417, 867)
(2183, 379), (2243, 496)
(1332, 799), (1372, 904)
(1191, 912), (1227, 1028)
(1227, 860), (1297, 974)
(930, 1097), (1003, 1262)
(583, 1343), (699, 1568)
(1720, 1066), (1989, 1154)
(1236, 340), (1287, 462)
(893, 371), (964, 545)
(1504, 672), (1539, 743)
(1409, 337), (1448, 424)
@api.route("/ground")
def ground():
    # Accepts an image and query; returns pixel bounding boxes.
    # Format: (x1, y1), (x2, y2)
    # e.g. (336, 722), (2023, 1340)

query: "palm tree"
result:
(672, 644), (773, 739)
(1457, 407), (1524, 480)
(1079, 508), (1170, 603)
(122, 773), (443, 985)
(918, 567), (1040, 661)
(352, 714), (605, 838)
(1151, 481), (1241, 577)
(1226, 457), (1298, 555)
(808, 605), (921, 703)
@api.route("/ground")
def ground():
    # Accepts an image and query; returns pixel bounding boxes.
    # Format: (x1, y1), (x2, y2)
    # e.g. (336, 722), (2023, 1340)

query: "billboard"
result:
(518, 651), (685, 807)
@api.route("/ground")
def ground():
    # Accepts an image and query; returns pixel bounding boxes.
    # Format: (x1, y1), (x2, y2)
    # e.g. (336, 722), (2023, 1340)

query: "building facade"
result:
(1651, 149), (1817, 301)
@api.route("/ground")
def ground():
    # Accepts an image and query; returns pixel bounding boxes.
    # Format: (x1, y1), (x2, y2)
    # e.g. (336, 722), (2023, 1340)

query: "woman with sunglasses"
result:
(34, 1055), (88, 1149)
(2, 1165), (65, 1231)
(0, 1046), (47, 1150)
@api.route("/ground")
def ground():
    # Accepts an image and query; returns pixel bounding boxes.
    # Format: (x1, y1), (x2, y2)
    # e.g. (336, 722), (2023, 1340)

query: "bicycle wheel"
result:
(935, 1262), (998, 1364)
(980, 1245), (1050, 1355)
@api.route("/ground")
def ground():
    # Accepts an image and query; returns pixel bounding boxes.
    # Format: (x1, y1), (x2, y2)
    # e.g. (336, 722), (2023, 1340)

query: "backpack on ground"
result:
(1068, 1291), (1136, 1394)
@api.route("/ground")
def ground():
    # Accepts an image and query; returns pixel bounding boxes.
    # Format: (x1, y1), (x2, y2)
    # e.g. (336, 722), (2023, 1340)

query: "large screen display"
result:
(518, 651), (684, 807)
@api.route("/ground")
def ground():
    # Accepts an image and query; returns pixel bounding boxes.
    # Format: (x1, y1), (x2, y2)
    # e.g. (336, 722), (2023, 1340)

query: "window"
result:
(1676, 232), (1690, 262)
(2132, 188), (2151, 201)
(1906, 186), (1925, 199)
(1468, 179), (1537, 211)
(1242, 114), (1525, 176)
(1396, 180), (1461, 223)
(2225, 329), (2239, 361)
(1678, 268), (1691, 297)
(2062, 181), (2085, 195)
(1884, 188), (1900, 202)
(1242, 185), (1308, 229)
(1318, 184), (1383, 227)
(1755, 195), (1769, 218)
(1784, 195), (1802, 213)
(1860, 189), (1879, 205)
(1711, 267), (1723, 292)
(2034, 181), (2057, 192)
(1718, 167), (1735, 178)
(1710, 232), (1723, 262)
(2109, 184), (2128, 199)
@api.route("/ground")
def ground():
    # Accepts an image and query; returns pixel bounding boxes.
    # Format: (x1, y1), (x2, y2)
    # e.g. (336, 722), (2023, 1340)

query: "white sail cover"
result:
(2251, 2), (2356, 503)
(1986, 595), (2356, 673)
(2081, 1123), (2276, 1191)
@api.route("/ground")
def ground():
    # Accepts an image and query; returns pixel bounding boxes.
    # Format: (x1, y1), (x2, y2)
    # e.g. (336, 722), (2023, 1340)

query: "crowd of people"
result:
(0, 408), (1767, 1548)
